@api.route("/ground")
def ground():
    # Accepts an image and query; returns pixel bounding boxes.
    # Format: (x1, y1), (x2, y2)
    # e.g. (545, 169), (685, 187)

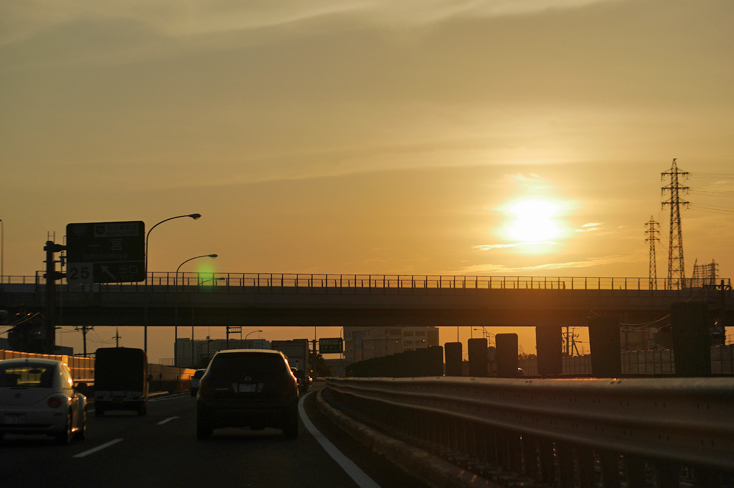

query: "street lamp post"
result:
(473, 327), (494, 345)
(144, 213), (201, 353)
(174, 254), (217, 366)
(145, 214), (201, 279)
(176, 254), (218, 286)
(242, 329), (262, 349)
(0, 219), (4, 287)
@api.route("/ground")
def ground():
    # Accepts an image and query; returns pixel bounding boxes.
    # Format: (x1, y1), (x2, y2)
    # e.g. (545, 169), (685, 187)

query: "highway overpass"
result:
(1, 273), (732, 328)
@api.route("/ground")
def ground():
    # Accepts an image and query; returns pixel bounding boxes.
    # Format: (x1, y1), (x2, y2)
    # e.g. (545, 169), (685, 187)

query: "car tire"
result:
(56, 411), (73, 445)
(196, 415), (212, 440)
(74, 407), (87, 440)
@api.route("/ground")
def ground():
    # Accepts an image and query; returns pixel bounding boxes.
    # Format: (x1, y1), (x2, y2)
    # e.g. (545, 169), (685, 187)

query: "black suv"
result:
(196, 350), (299, 439)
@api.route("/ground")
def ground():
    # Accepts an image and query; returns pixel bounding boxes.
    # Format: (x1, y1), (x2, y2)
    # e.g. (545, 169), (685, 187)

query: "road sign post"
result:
(66, 221), (146, 284)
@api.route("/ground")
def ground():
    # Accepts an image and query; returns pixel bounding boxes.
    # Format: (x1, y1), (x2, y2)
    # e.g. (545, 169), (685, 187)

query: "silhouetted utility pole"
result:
(75, 326), (94, 357)
(114, 327), (121, 347)
(661, 159), (689, 290)
(563, 327), (580, 357)
(645, 216), (660, 290)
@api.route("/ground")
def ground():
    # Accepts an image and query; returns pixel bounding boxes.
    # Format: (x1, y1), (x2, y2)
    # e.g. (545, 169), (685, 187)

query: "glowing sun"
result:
(507, 200), (560, 242)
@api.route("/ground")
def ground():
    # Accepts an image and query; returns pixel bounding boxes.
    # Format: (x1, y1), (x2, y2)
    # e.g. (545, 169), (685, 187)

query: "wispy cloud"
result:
(504, 173), (545, 182)
(456, 254), (640, 274)
(576, 222), (602, 232)
(473, 241), (558, 251)
(1, 0), (626, 45)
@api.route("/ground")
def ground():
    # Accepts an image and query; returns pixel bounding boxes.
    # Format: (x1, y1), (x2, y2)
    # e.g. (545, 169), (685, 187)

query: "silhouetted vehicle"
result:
(0, 358), (87, 444)
(94, 347), (149, 416)
(291, 368), (309, 394)
(196, 349), (299, 440)
(190, 369), (206, 396)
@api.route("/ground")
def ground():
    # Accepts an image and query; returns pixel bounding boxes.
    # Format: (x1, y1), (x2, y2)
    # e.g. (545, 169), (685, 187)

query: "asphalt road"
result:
(0, 382), (428, 488)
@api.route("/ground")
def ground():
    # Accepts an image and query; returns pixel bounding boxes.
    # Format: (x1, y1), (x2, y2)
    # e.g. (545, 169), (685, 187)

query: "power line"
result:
(689, 189), (734, 198)
(688, 172), (734, 179)
(688, 203), (734, 216)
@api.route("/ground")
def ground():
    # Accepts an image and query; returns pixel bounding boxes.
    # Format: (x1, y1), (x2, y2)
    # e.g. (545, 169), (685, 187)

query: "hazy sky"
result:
(2, 0), (733, 362)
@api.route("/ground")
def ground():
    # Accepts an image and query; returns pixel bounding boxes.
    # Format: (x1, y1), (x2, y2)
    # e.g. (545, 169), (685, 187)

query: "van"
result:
(94, 347), (149, 416)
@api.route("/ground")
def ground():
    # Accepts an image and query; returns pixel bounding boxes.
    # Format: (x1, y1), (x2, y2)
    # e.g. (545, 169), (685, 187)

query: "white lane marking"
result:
(157, 416), (179, 425)
(299, 393), (381, 488)
(73, 438), (124, 458)
(149, 392), (188, 402)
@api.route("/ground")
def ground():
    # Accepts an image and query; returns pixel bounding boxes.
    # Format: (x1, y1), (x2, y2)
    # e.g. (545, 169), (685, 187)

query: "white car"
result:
(0, 358), (87, 444)
(190, 369), (206, 396)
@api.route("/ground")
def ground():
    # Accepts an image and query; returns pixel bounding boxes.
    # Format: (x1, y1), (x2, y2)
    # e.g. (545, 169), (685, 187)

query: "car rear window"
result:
(208, 353), (288, 379)
(193, 370), (205, 379)
(0, 363), (55, 388)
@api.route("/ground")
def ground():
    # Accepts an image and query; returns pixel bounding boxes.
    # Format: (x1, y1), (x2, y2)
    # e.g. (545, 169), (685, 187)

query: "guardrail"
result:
(0, 349), (196, 394)
(324, 376), (734, 487)
(0, 349), (94, 382)
(5, 272), (730, 295)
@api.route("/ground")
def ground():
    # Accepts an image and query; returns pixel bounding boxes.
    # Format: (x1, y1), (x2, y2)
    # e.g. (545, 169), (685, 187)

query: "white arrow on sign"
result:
(100, 266), (117, 281)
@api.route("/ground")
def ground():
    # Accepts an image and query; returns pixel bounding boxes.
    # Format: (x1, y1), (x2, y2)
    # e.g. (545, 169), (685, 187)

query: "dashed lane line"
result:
(73, 438), (124, 458)
(157, 416), (179, 425)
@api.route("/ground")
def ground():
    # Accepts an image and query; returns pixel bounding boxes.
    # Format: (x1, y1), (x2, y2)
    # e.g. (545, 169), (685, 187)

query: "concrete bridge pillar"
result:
(496, 333), (519, 377)
(444, 342), (463, 376)
(467, 338), (488, 377)
(671, 301), (711, 376)
(427, 345), (444, 376)
(536, 325), (563, 376)
(589, 316), (622, 377)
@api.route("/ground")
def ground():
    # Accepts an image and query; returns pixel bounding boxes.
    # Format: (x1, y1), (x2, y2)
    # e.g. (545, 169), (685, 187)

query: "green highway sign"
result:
(319, 338), (343, 354)
(66, 221), (146, 284)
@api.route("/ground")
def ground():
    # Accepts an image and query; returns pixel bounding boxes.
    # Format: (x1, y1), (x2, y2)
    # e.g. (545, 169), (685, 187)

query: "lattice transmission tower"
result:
(645, 216), (659, 290)
(661, 159), (689, 290)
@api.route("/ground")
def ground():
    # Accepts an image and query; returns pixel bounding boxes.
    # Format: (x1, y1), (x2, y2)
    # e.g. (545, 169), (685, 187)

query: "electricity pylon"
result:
(645, 216), (659, 290)
(661, 158), (689, 290)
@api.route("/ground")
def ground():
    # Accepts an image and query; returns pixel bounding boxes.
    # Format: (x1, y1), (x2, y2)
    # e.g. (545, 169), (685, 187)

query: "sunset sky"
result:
(2, 0), (733, 362)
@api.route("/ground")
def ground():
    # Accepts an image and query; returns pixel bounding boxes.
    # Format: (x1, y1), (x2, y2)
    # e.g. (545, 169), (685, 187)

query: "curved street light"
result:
(174, 253), (217, 366)
(242, 329), (263, 349)
(143, 213), (201, 352)
(146, 213), (201, 279)
(176, 254), (218, 286)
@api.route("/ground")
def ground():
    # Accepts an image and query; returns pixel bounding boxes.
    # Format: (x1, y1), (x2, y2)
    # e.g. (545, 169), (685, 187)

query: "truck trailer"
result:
(271, 339), (310, 376)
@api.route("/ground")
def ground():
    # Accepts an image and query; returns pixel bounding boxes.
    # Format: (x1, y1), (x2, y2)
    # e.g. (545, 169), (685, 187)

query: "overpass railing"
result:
(324, 376), (734, 487)
(9, 272), (731, 295)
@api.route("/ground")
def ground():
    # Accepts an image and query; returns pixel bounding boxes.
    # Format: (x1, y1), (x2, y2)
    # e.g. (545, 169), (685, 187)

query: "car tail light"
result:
(47, 397), (63, 408)
(281, 378), (297, 397)
(199, 377), (215, 397)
